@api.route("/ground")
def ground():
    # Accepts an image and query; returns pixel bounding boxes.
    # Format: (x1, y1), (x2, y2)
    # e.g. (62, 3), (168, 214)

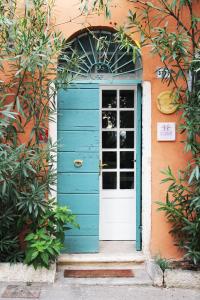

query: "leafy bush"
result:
(157, 166), (200, 265)
(0, 137), (79, 267)
(24, 206), (79, 269)
(0, 0), (80, 268)
(25, 228), (62, 269)
(120, 0), (200, 266)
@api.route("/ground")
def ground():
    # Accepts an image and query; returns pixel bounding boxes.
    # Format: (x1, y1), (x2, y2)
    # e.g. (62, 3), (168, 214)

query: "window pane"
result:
(120, 111), (134, 128)
(102, 152), (117, 169)
(117, 54), (135, 74)
(120, 90), (134, 108)
(120, 172), (134, 189)
(102, 111), (117, 129)
(120, 151), (134, 169)
(102, 90), (117, 108)
(103, 172), (117, 189)
(120, 131), (134, 148)
(102, 132), (117, 148)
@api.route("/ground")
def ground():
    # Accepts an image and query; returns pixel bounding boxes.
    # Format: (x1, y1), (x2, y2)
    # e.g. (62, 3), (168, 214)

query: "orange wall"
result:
(53, 0), (189, 259)
(14, 1), (199, 259)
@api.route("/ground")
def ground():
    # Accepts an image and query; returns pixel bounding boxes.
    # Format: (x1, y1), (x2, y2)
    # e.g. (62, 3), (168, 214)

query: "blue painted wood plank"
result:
(57, 152), (99, 173)
(62, 236), (99, 253)
(67, 83), (99, 89)
(67, 215), (99, 236)
(58, 88), (99, 110)
(58, 194), (99, 214)
(57, 131), (99, 152)
(58, 173), (99, 194)
(58, 110), (99, 131)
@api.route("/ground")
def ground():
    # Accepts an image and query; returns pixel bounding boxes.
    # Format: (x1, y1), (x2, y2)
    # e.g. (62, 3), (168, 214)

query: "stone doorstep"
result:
(146, 259), (200, 289)
(58, 262), (145, 271)
(56, 253), (153, 286)
(57, 252), (146, 265)
(0, 263), (56, 283)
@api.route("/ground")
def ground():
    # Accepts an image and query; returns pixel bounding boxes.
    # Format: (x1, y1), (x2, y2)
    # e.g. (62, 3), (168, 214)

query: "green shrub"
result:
(24, 206), (79, 269)
(0, 138), (79, 267)
(0, 0), (80, 268)
(157, 166), (200, 265)
(155, 256), (171, 272)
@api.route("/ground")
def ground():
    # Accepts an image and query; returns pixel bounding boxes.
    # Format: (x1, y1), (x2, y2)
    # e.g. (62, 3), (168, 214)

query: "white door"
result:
(99, 86), (136, 240)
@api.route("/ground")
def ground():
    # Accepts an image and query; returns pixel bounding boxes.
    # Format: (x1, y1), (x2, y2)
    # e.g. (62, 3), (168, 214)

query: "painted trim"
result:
(136, 84), (142, 250)
(142, 81), (152, 258)
(73, 80), (142, 85)
(49, 83), (57, 201)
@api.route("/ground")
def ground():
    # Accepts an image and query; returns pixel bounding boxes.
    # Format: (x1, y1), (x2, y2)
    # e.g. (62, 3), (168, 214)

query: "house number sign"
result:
(157, 122), (176, 141)
(156, 67), (170, 79)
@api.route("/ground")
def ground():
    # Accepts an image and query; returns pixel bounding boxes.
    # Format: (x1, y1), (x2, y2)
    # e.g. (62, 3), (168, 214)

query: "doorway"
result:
(100, 86), (136, 241)
(57, 28), (143, 253)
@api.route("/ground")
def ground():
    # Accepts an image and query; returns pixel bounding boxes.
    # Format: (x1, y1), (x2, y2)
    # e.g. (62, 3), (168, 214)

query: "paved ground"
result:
(0, 279), (200, 300)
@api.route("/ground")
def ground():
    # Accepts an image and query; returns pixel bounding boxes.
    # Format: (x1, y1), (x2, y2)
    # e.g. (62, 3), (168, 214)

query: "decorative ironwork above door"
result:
(59, 29), (142, 80)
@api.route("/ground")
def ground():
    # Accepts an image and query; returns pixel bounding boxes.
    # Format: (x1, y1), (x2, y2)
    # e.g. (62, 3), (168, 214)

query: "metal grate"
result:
(59, 30), (142, 80)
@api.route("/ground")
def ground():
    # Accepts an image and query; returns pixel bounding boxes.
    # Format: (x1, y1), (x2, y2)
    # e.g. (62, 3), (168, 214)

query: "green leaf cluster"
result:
(24, 206), (79, 269)
(157, 165), (200, 265)
(124, 0), (200, 265)
(80, 0), (111, 18)
(0, 0), (80, 268)
(155, 256), (171, 272)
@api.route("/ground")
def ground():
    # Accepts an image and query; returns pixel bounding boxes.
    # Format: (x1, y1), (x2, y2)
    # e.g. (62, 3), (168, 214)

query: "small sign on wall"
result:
(156, 67), (171, 79)
(157, 122), (176, 141)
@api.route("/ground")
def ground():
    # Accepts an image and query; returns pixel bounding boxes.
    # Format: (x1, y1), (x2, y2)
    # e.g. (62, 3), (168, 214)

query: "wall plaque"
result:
(157, 91), (178, 114)
(157, 122), (176, 141)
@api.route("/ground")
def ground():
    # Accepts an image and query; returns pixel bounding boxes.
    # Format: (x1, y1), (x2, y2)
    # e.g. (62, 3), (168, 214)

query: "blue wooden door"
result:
(57, 83), (99, 253)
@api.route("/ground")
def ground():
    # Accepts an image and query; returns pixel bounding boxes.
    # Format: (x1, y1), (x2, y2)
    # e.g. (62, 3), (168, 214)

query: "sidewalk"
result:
(0, 273), (199, 300)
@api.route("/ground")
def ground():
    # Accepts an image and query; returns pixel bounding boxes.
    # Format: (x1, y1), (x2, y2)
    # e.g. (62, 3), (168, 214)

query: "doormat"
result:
(1, 285), (41, 298)
(64, 269), (135, 278)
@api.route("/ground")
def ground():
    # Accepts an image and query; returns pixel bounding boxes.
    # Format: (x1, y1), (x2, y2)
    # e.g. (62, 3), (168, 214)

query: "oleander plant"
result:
(0, 0), (80, 268)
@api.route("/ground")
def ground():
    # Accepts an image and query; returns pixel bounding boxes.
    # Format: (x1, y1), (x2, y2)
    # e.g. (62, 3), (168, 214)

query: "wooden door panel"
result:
(57, 84), (99, 253)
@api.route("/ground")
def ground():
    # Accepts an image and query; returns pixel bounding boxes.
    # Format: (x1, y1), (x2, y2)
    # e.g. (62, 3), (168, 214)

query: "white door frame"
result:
(49, 81), (152, 257)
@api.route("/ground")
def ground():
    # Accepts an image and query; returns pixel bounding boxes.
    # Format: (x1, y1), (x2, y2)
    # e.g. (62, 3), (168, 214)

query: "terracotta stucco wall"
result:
(53, 0), (191, 259)
(15, 0), (199, 258)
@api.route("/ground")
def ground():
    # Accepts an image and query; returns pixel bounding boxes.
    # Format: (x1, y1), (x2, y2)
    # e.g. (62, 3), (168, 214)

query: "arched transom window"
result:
(59, 29), (142, 80)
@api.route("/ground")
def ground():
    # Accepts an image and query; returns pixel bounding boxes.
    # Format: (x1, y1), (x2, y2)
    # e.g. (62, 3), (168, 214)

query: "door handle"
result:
(99, 160), (108, 175)
(74, 159), (83, 168)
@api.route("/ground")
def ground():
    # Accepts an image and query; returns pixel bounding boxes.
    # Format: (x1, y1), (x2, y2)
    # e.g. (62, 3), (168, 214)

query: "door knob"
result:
(74, 159), (83, 168)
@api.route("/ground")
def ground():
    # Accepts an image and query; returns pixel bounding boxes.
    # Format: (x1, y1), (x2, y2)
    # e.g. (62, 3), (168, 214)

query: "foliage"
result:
(25, 228), (62, 269)
(126, 1), (200, 147)
(123, 1), (200, 265)
(80, 0), (111, 18)
(0, 0), (79, 268)
(157, 166), (200, 264)
(155, 256), (171, 272)
(25, 206), (79, 269)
